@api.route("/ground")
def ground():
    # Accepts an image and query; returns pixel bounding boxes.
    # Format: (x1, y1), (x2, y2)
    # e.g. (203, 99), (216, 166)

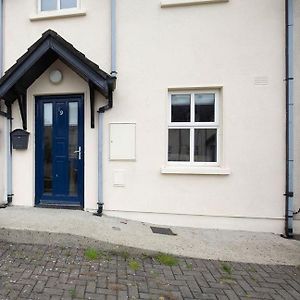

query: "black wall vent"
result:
(150, 226), (177, 236)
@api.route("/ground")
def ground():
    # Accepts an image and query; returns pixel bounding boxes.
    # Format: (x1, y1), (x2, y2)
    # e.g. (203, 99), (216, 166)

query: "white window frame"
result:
(167, 90), (221, 167)
(38, 0), (80, 12)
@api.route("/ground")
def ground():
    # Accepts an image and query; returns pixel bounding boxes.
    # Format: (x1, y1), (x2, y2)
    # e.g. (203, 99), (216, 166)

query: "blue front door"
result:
(35, 95), (84, 208)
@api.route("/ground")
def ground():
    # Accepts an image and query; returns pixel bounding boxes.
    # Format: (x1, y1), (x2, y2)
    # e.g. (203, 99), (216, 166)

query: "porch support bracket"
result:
(89, 81), (95, 129)
(17, 93), (27, 130)
(0, 110), (7, 118)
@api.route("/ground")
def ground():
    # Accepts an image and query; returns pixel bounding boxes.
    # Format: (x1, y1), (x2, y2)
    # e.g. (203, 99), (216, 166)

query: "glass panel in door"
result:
(68, 102), (79, 196)
(43, 103), (53, 194)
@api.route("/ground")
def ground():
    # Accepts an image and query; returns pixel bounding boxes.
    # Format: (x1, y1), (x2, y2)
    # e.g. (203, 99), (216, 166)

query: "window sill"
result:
(30, 9), (86, 21)
(161, 166), (230, 175)
(161, 0), (229, 8)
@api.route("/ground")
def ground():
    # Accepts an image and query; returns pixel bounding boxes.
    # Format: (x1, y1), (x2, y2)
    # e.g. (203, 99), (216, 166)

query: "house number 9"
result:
(59, 110), (64, 116)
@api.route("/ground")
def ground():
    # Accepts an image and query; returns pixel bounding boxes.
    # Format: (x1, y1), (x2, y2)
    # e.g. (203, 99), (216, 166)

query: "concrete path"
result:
(0, 207), (299, 266)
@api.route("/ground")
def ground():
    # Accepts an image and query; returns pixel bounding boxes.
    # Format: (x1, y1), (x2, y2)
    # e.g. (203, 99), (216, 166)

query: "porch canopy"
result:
(0, 30), (115, 129)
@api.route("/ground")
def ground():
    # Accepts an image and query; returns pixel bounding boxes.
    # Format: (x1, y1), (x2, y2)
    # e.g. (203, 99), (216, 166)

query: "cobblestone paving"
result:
(0, 241), (299, 300)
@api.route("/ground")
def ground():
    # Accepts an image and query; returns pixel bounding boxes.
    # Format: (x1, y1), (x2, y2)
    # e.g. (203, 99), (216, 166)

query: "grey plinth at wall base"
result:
(0, 228), (157, 257)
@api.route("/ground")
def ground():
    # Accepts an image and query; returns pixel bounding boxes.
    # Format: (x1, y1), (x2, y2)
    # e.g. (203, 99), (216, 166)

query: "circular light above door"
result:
(49, 69), (63, 84)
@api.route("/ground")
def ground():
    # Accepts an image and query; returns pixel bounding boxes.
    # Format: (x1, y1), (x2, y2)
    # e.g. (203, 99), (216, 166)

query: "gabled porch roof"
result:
(0, 30), (115, 129)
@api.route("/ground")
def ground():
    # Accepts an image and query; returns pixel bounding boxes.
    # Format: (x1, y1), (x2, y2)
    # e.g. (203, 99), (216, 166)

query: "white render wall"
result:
(1, 0), (294, 233)
(294, 0), (300, 233)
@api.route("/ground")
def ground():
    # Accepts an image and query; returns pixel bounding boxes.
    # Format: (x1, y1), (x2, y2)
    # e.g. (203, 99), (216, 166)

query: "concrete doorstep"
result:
(0, 206), (299, 266)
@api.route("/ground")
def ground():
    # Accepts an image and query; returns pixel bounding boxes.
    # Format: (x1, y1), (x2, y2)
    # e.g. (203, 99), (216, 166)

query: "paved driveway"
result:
(0, 241), (299, 300)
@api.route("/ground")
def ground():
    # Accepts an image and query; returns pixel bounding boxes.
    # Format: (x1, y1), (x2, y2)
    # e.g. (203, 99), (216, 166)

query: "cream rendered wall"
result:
(3, 0), (110, 72)
(294, 0), (300, 234)
(103, 0), (286, 232)
(3, 0), (288, 233)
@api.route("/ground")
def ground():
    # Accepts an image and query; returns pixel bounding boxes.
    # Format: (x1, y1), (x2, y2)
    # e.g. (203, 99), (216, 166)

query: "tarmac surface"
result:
(0, 207), (300, 266)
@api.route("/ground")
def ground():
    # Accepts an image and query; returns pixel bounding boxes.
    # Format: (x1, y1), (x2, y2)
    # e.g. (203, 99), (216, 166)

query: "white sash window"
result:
(168, 90), (220, 166)
(40, 0), (79, 12)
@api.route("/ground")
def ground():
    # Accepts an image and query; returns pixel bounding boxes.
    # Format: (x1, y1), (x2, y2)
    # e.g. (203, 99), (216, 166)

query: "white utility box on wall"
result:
(109, 123), (136, 160)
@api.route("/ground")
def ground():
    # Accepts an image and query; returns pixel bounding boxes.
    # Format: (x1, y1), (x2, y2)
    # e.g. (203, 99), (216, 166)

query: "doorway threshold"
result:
(36, 203), (82, 210)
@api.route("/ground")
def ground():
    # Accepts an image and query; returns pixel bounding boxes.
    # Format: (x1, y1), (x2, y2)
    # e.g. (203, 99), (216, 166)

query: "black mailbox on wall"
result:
(11, 129), (30, 150)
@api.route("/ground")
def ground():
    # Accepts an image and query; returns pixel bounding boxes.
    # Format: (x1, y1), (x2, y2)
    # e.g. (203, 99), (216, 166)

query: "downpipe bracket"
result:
(284, 192), (294, 197)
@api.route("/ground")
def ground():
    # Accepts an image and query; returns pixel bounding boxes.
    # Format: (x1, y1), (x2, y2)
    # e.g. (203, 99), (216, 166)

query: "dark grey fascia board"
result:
(0, 30), (114, 102)
(0, 40), (51, 99)
(0, 0), (3, 77)
(50, 38), (109, 96)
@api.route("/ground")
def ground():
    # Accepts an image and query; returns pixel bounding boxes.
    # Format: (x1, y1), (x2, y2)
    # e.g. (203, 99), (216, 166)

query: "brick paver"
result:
(0, 241), (299, 299)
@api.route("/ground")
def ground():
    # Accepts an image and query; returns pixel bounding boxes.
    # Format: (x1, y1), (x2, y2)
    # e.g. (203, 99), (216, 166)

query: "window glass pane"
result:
(171, 94), (191, 122)
(194, 129), (217, 162)
(69, 127), (78, 196)
(41, 0), (57, 11)
(44, 103), (53, 126)
(69, 102), (78, 126)
(168, 129), (190, 161)
(68, 102), (78, 196)
(44, 127), (53, 193)
(60, 0), (77, 9)
(195, 93), (215, 122)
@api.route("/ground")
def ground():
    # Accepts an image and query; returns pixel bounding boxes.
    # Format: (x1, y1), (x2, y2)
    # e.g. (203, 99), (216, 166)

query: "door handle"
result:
(74, 146), (82, 160)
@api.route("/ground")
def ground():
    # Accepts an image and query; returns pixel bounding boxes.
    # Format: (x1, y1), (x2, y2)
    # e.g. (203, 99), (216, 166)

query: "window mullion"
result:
(190, 94), (195, 163)
(169, 123), (192, 128)
(57, 0), (60, 10)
